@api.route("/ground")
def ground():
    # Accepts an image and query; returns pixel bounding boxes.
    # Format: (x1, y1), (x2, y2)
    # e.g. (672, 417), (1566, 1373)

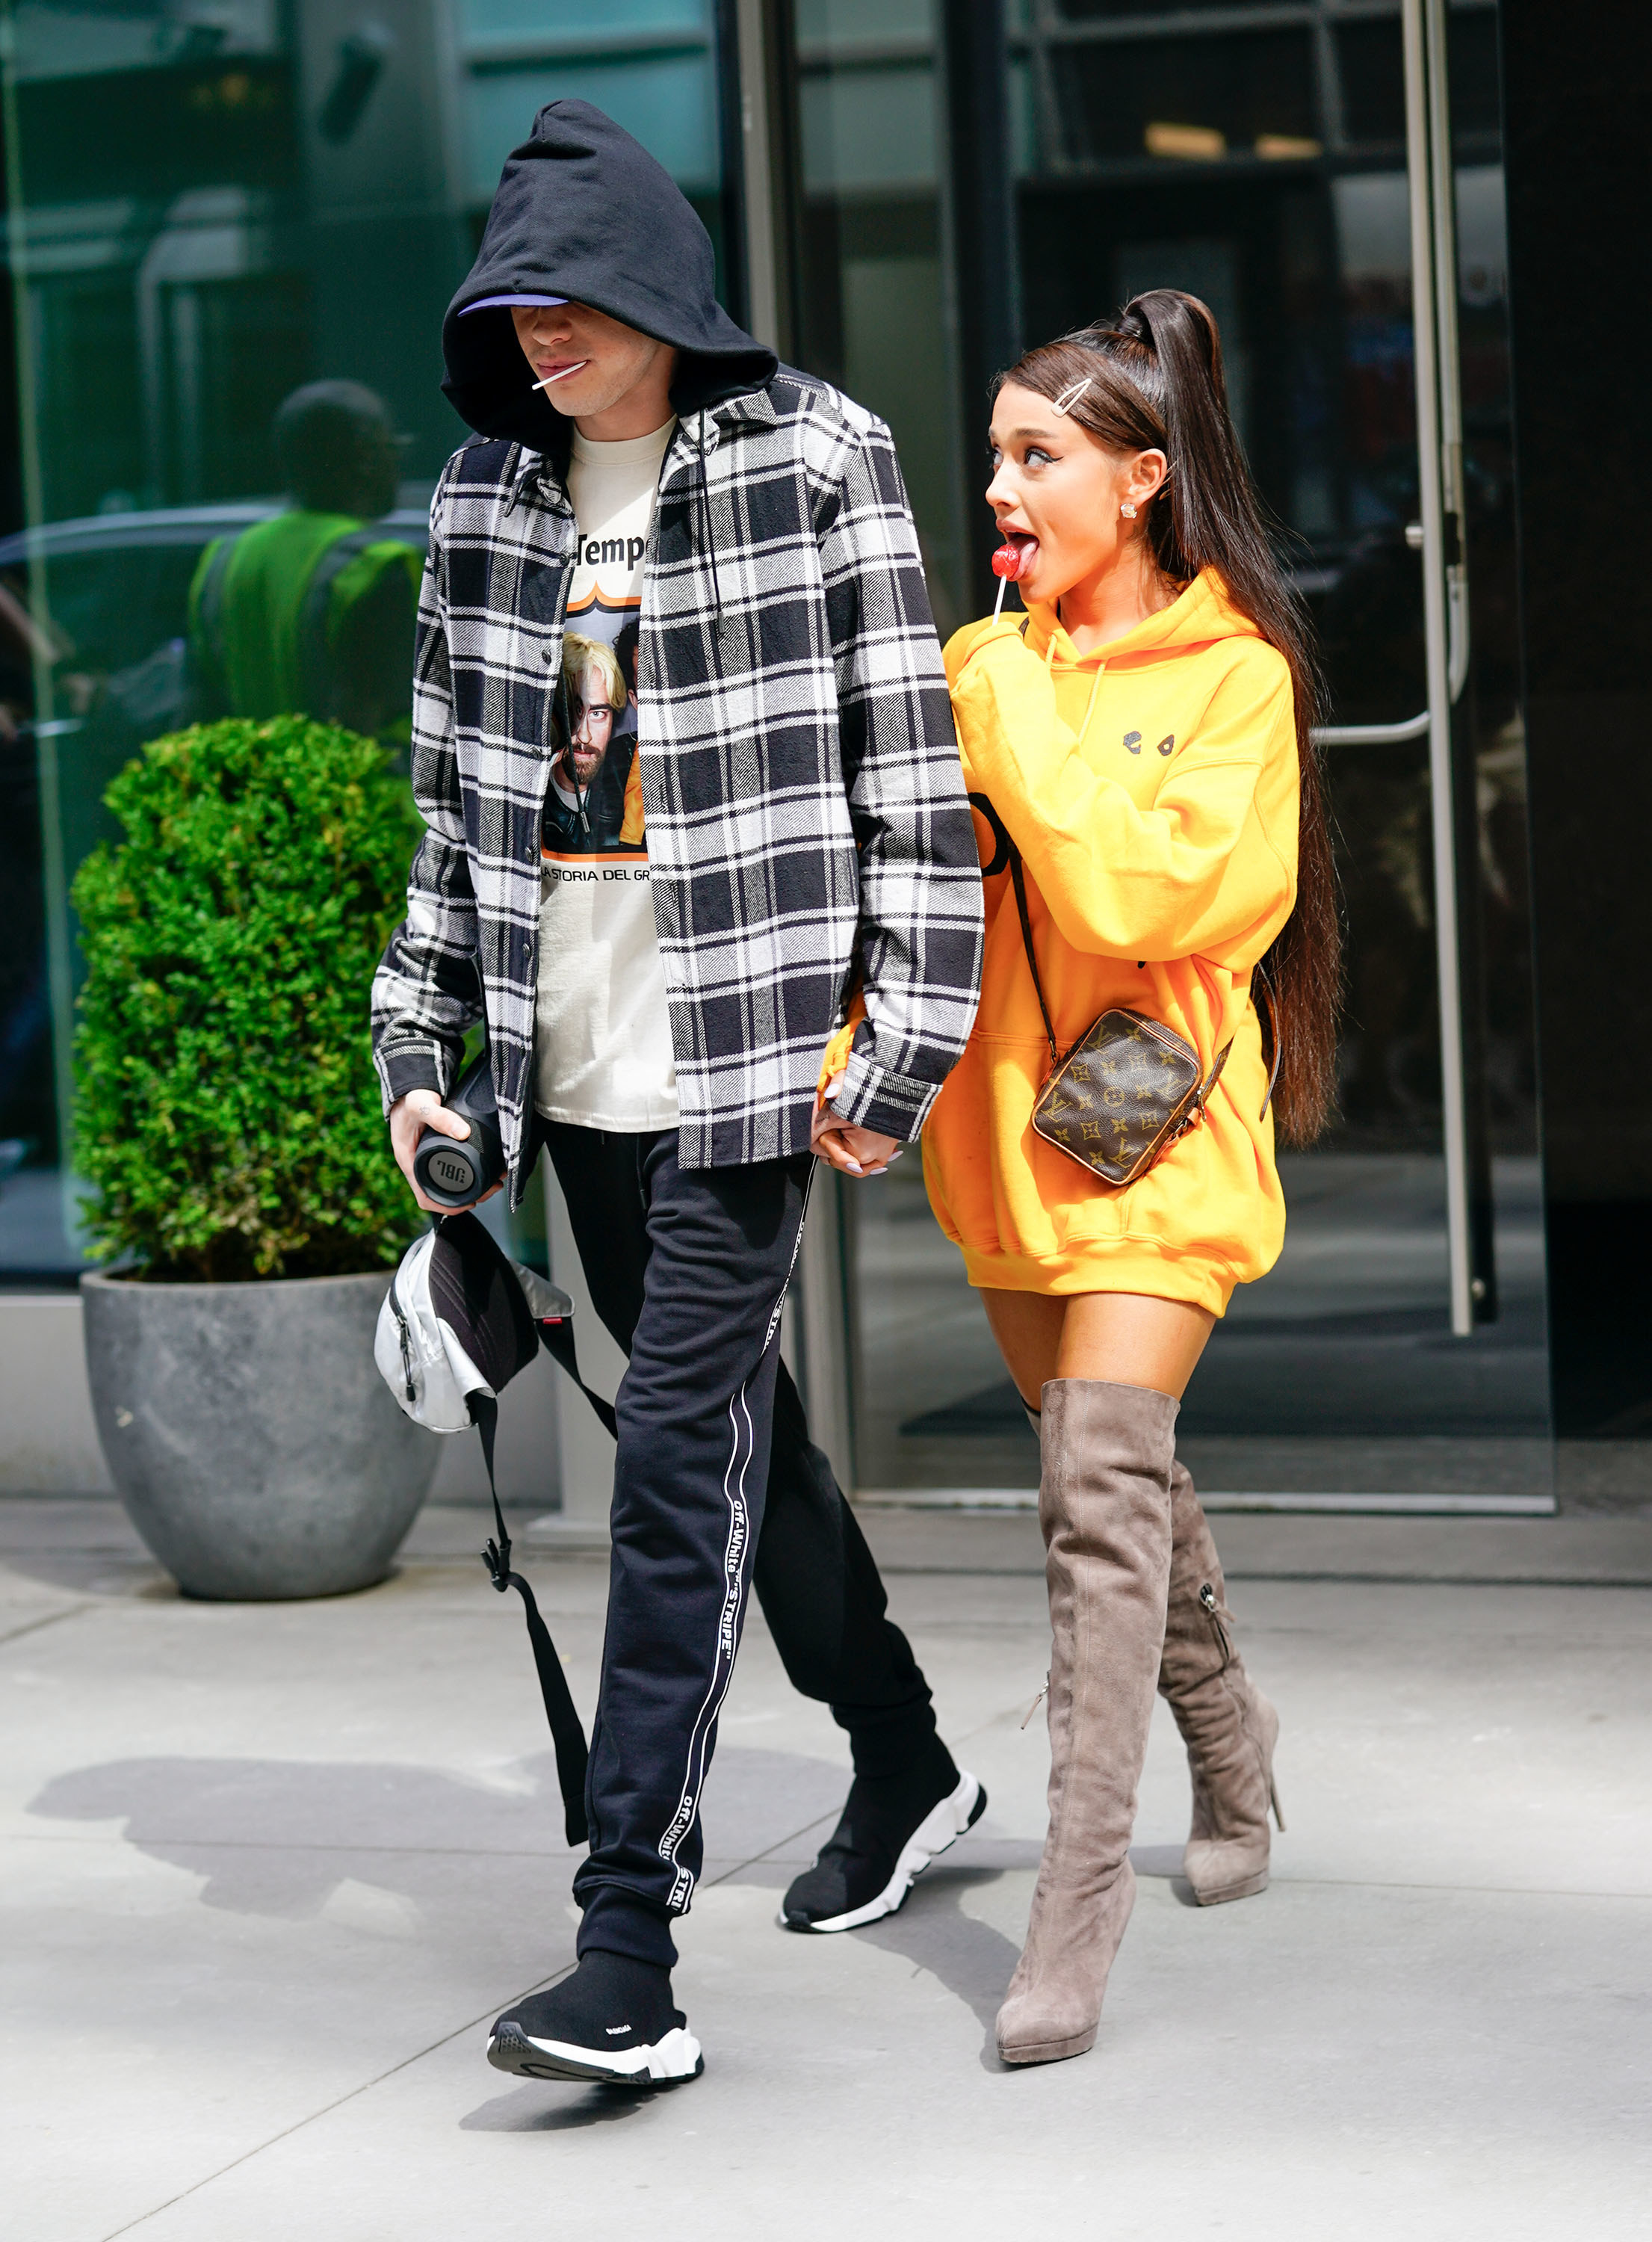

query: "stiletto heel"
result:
(1269, 1774), (1285, 1833)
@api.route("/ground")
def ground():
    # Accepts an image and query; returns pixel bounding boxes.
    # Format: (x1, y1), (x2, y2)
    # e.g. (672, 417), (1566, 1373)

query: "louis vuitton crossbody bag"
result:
(968, 792), (1279, 1188)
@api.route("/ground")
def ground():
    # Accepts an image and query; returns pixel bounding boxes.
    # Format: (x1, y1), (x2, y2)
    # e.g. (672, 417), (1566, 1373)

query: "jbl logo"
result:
(430, 1150), (471, 1191)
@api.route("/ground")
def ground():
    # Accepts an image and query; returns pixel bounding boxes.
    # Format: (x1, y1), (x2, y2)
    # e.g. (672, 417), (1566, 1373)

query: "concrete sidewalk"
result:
(4, 1498), (1650, 2241)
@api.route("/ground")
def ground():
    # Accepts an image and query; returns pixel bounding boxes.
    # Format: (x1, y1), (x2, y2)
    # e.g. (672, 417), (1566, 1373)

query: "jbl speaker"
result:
(411, 1051), (506, 1210)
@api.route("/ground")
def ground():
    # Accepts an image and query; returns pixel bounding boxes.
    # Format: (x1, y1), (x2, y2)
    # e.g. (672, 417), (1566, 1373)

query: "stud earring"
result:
(1121, 501), (1137, 519)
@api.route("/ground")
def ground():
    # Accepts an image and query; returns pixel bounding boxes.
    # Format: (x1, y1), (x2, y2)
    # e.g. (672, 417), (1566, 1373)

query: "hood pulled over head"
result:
(442, 100), (776, 460)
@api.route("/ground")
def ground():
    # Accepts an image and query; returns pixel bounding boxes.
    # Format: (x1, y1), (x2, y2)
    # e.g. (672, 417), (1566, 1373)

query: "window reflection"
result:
(0, 0), (728, 1277)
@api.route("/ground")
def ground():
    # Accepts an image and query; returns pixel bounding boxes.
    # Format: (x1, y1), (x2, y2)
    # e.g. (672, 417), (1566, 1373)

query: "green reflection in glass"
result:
(0, 0), (726, 1276)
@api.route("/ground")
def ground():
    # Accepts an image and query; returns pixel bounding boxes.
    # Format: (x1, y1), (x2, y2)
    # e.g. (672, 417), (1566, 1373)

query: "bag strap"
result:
(970, 791), (1059, 1067)
(472, 1392), (590, 1846)
(971, 787), (1272, 1108)
(536, 1310), (618, 1439)
(1009, 850), (1062, 1070)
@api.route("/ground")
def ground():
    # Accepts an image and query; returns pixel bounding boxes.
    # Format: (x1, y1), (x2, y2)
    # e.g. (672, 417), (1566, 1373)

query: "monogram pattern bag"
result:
(969, 793), (1275, 1188)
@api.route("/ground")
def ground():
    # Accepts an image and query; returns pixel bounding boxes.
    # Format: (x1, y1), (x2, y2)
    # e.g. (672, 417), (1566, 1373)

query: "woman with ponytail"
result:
(924, 291), (1340, 2066)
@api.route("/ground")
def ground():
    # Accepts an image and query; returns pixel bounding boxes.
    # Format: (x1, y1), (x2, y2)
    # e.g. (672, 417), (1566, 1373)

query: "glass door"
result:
(783, 0), (1550, 1507)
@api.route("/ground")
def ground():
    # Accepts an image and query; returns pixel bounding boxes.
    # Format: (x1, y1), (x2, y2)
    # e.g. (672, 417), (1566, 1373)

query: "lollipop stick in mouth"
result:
(991, 539), (1024, 621)
(533, 361), (588, 392)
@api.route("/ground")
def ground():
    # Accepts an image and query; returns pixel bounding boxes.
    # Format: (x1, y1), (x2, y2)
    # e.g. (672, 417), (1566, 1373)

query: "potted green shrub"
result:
(74, 714), (439, 1599)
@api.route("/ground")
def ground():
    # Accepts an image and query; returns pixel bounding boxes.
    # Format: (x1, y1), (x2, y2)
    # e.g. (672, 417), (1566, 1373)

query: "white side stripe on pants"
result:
(655, 1180), (813, 1910)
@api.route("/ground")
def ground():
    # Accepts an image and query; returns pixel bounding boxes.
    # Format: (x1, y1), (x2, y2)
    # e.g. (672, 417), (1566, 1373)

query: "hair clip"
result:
(1051, 376), (1092, 416)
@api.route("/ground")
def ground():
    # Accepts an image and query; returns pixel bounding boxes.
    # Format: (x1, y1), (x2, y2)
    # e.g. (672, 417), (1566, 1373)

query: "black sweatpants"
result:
(539, 1121), (939, 1968)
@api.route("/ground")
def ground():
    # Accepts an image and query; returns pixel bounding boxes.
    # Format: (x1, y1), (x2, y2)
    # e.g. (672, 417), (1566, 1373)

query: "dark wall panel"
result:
(1503, 0), (1652, 1455)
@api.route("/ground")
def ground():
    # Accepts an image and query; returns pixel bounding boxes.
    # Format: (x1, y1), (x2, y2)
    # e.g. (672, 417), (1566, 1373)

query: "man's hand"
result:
(811, 1072), (903, 1179)
(389, 1088), (503, 1214)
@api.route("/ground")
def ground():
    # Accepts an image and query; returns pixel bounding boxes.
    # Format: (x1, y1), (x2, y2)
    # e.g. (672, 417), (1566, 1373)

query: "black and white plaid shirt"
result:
(371, 370), (983, 1199)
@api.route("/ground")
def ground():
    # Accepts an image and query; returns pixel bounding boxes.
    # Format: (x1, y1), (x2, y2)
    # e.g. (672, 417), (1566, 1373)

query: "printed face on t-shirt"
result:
(542, 435), (663, 867)
(560, 676), (615, 791)
(533, 417), (677, 1132)
(545, 631), (637, 856)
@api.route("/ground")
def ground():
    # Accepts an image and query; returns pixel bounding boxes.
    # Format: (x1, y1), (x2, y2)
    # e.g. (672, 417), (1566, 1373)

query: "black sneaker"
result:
(782, 1766), (987, 1933)
(487, 1951), (702, 2087)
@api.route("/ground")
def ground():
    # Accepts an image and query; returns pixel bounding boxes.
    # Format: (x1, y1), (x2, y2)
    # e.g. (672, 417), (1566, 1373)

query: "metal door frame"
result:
(1315, 0), (1476, 1334)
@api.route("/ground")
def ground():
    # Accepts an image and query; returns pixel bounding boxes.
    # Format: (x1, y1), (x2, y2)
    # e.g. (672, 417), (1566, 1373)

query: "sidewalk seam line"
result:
(98, 1965), (578, 2242)
(0, 1601), (93, 1649)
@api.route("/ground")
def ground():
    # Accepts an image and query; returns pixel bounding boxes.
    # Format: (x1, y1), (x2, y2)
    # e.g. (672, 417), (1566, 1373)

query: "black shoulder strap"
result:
(466, 1299), (622, 1844)
(537, 1312), (618, 1439)
(968, 788), (1275, 1104)
(472, 1392), (590, 1846)
(1009, 850), (1062, 1070)
(969, 791), (1058, 1066)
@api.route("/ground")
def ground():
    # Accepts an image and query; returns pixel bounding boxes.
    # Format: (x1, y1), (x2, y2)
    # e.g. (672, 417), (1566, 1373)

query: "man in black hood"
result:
(372, 102), (985, 2087)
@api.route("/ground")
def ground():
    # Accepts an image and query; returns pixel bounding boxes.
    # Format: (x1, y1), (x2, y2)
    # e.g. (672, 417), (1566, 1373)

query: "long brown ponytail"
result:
(995, 290), (1340, 1144)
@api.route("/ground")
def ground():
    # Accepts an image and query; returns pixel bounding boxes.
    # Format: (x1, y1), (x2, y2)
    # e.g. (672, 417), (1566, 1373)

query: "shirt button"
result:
(542, 646), (555, 663)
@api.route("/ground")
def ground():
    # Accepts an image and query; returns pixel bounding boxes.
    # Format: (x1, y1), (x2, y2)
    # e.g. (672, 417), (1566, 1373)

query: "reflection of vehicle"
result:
(0, 498), (431, 870)
(0, 502), (433, 1271)
(0, 499), (430, 725)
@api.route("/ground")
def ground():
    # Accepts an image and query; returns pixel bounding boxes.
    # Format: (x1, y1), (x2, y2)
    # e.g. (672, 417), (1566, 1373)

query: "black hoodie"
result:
(442, 102), (777, 472)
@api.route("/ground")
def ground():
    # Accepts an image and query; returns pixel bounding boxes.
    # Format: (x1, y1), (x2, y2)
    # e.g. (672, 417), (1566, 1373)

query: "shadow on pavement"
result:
(29, 1752), (575, 1915)
(1130, 1839), (1201, 1905)
(461, 2080), (656, 2134)
(853, 1860), (1022, 2057)
(27, 1744), (861, 1921)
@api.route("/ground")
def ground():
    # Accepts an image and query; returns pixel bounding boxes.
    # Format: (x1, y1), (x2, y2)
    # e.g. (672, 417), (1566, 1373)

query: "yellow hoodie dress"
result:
(923, 569), (1299, 1316)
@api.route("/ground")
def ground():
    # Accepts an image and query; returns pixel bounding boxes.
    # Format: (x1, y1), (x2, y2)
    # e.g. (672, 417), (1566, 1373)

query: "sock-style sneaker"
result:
(782, 1765), (987, 1933)
(487, 1951), (702, 2087)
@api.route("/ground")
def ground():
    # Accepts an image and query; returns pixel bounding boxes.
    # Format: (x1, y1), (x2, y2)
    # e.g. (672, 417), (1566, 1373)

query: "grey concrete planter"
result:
(81, 1267), (439, 1600)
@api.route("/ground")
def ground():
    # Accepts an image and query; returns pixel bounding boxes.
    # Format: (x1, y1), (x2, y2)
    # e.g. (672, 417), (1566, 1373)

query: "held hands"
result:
(392, 1081), (897, 1199)
(811, 1070), (903, 1179)
(389, 1088), (504, 1214)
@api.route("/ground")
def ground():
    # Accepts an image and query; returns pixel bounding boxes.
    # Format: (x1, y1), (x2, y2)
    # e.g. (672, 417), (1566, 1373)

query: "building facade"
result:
(0, 0), (1644, 1513)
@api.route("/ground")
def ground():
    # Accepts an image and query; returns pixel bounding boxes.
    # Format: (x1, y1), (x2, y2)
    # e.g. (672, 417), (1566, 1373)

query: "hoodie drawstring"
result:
(698, 409), (723, 620)
(1046, 620), (1105, 748)
(1079, 661), (1104, 747)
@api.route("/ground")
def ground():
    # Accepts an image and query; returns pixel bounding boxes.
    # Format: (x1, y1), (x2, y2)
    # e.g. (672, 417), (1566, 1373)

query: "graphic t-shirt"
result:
(533, 419), (678, 1129)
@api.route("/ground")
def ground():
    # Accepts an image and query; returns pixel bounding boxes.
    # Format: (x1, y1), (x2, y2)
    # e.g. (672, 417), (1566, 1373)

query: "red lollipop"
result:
(991, 536), (1030, 617)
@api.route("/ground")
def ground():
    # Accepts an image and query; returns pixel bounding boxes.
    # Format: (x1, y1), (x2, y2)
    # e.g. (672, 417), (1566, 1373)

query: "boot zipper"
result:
(1021, 1676), (1049, 1729)
(1198, 1582), (1233, 1666)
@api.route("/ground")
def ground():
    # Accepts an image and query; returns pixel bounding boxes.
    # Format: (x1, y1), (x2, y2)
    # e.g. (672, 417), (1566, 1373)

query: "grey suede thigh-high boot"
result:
(997, 1377), (1177, 2067)
(1158, 1458), (1284, 1904)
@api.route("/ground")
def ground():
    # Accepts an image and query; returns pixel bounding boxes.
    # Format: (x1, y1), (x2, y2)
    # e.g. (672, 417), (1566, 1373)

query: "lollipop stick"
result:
(993, 572), (1008, 623)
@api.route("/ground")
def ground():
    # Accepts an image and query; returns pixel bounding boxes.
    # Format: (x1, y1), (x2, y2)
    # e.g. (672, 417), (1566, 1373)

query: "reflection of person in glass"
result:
(543, 633), (633, 850)
(188, 380), (420, 747)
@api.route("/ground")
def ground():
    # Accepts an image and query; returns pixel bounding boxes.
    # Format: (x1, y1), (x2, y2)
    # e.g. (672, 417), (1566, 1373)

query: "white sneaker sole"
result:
(785, 1771), (986, 1934)
(487, 2021), (702, 2087)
